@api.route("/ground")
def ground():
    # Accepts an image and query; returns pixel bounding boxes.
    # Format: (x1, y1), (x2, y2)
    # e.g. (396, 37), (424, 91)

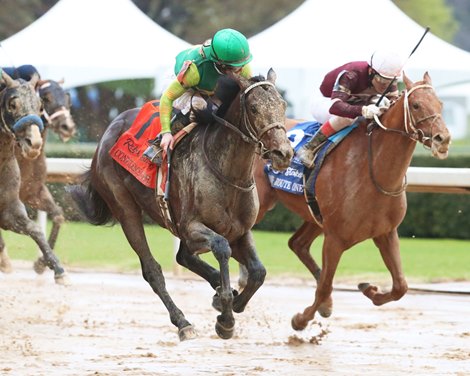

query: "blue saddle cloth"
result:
(264, 121), (357, 195)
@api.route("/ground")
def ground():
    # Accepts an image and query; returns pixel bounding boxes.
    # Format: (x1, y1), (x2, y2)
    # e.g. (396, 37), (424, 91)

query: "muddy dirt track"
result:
(0, 262), (469, 376)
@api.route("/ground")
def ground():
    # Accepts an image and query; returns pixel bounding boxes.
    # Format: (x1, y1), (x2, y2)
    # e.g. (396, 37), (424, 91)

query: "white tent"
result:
(0, 0), (190, 88)
(249, 0), (470, 121)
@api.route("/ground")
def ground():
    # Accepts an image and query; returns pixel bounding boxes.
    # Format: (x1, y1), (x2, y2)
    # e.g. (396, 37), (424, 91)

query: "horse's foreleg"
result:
(288, 221), (332, 317)
(175, 241), (221, 289)
(0, 231), (12, 273)
(119, 216), (196, 341)
(359, 230), (408, 305)
(291, 236), (343, 331)
(185, 222), (235, 340)
(3, 203), (68, 284)
(231, 231), (266, 314)
(26, 186), (65, 272)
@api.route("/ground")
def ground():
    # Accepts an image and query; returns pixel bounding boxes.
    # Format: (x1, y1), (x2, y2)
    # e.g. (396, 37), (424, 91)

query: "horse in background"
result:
(0, 71), (68, 284)
(0, 66), (76, 274)
(250, 72), (450, 328)
(69, 70), (293, 340)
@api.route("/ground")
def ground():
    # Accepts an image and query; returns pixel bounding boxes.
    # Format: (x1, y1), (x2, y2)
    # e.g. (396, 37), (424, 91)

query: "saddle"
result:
(303, 125), (358, 224)
(109, 100), (196, 237)
(264, 121), (358, 225)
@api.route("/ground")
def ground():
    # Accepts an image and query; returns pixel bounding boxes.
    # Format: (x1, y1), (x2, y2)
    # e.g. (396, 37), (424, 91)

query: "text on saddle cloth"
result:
(109, 100), (163, 189)
(264, 121), (357, 195)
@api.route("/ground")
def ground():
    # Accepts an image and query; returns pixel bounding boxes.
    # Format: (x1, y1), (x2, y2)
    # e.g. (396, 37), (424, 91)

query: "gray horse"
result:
(69, 70), (293, 340)
(0, 75), (76, 274)
(0, 71), (68, 284)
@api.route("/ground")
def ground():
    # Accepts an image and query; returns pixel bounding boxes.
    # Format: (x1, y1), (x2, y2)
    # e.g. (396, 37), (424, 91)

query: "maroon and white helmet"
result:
(370, 50), (405, 79)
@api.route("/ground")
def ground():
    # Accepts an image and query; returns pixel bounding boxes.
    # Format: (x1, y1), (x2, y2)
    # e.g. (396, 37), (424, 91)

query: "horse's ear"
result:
(58, 78), (65, 85)
(423, 71), (432, 85)
(1, 70), (18, 88)
(30, 72), (40, 89)
(267, 68), (277, 84)
(402, 71), (413, 90)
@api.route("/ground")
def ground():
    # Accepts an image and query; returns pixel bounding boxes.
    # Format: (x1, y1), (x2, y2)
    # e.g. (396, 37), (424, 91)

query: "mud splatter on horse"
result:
(0, 74), (76, 274)
(0, 71), (68, 284)
(69, 70), (293, 340)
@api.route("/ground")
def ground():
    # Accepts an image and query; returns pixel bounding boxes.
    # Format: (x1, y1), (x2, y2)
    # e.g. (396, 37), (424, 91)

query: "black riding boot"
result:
(142, 112), (191, 165)
(296, 129), (328, 168)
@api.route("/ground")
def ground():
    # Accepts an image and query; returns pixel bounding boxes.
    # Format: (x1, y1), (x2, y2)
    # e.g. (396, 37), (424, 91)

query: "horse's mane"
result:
(192, 74), (267, 125)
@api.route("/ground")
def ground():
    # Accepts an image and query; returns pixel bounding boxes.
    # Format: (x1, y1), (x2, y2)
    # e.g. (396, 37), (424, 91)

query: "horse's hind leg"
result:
(0, 231), (12, 273)
(119, 216), (196, 341)
(288, 222), (332, 317)
(230, 231), (266, 314)
(359, 229), (408, 305)
(1, 202), (68, 284)
(288, 222), (323, 280)
(291, 236), (343, 331)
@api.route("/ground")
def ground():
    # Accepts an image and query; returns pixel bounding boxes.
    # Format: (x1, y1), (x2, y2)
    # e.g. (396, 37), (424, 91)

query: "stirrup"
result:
(143, 135), (163, 165)
(143, 145), (163, 165)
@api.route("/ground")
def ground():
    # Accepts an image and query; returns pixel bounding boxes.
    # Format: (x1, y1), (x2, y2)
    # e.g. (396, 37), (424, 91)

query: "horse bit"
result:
(368, 84), (441, 196)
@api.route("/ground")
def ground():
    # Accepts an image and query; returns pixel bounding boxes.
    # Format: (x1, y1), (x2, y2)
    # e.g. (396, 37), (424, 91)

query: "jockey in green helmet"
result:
(151, 28), (253, 155)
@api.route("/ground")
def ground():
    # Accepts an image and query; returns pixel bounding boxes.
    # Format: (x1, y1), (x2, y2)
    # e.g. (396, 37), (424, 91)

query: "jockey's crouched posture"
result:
(297, 50), (405, 168)
(143, 28), (253, 162)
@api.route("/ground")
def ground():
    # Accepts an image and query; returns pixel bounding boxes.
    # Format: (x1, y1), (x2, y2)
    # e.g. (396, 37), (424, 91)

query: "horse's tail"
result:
(67, 169), (115, 226)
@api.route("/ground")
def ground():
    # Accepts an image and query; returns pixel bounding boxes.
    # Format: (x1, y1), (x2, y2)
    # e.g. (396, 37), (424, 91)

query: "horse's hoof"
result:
(291, 313), (308, 331)
(178, 325), (197, 341)
(33, 258), (47, 274)
(318, 303), (333, 318)
(212, 289), (238, 312)
(55, 273), (71, 286)
(358, 282), (370, 292)
(215, 320), (234, 340)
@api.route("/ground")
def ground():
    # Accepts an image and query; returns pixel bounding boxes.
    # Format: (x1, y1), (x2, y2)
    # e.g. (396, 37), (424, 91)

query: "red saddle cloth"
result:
(109, 100), (163, 189)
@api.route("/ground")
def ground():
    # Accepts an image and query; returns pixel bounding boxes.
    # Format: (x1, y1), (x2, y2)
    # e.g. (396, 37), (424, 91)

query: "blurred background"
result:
(0, 0), (469, 240)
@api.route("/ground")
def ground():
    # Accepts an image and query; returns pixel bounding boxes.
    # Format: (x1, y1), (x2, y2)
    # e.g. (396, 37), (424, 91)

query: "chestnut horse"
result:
(69, 70), (293, 340)
(0, 72), (68, 284)
(0, 77), (76, 274)
(252, 72), (451, 329)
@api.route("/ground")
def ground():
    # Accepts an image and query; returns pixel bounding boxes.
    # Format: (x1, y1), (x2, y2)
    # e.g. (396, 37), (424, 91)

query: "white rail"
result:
(45, 157), (470, 194)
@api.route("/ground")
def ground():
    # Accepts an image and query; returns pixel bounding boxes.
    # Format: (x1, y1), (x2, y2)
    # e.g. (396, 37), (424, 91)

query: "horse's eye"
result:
(250, 105), (258, 114)
(412, 102), (420, 110)
(8, 97), (18, 111)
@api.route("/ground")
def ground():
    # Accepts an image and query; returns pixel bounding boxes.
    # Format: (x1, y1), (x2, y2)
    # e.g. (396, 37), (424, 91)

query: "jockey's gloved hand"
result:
(370, 95), (391, 109)
(160, 132), (174, 151)
(362, 103), (387, 119)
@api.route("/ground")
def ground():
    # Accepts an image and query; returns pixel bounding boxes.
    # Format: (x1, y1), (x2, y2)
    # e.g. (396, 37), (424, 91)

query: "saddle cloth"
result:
(264, 121), (357, 195)
(109, 100), (164, 189)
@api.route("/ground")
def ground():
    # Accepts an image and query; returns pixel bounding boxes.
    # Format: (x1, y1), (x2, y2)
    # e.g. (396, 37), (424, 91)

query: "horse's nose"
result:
(27, 124), (44, 150)
(433, 131), (451, 146)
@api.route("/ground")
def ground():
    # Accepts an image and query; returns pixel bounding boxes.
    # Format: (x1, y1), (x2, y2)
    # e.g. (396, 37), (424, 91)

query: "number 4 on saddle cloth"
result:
(264, 120), (357, 222)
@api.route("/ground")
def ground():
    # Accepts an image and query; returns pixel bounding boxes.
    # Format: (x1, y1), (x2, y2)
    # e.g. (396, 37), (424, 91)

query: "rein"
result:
(367, 84), (439, 196)
(205, 80), (286, 191)
(212, 81), (286, 156)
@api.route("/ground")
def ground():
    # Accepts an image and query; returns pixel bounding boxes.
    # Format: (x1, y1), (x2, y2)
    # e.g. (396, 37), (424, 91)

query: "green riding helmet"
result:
(209, 28), (253, 67)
